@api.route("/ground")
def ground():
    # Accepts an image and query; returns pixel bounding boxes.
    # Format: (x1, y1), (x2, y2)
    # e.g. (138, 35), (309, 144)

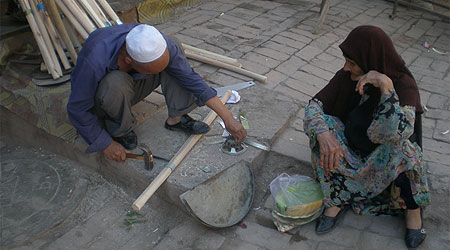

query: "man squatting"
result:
(67, 24), (247, 161)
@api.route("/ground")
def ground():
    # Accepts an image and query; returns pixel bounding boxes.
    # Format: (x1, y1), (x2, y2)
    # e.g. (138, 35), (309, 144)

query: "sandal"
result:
(165, 114), (210, 134)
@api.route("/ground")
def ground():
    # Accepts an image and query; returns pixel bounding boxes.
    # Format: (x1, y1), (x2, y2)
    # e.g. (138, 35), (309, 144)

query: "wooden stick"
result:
(76, 0), (105, 27)
(185, 51), (267, 83)
(62, 14), (82, 52)
(182, 43), (242, 68)
(34, 0), (71, 70)
(55, 0), (89, 39)
(132, 91), (233, 211)
(60, 0), (96, 34)
(95, 0), (122, 24)
(17, 0), (60, 79)
(28, 0), (63, 77)
(86, 0), (111, 26)
(43, 0), (78, 65)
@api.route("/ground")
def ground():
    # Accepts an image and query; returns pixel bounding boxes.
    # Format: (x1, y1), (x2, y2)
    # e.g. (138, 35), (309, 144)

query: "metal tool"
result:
(126, 144), (153, 170)
(214, 81), (255, 97)
(126, 144), (170, 170)
(221, 136), (247, 155)
(244, 139), (270, 151)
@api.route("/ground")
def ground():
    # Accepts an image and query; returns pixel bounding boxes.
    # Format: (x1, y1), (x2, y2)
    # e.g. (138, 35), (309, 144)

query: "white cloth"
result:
(126, 24), (167, 63)
(226, 90), (241, 104)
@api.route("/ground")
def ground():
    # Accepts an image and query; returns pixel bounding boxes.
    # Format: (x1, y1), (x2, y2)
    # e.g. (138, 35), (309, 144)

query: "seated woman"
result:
(303, 25), (430, 249)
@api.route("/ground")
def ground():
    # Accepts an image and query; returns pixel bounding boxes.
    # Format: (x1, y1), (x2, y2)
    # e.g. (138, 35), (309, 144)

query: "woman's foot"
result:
(315, 206), (347, 235)
(405, 208), (426, 249)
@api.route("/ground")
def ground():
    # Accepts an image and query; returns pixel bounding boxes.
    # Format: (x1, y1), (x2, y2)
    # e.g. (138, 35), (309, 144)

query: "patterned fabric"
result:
(304, 88), (430, 215)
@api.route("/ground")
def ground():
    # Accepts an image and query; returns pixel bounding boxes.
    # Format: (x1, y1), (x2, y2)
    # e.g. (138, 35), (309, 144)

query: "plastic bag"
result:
(270, 173), (324, 218)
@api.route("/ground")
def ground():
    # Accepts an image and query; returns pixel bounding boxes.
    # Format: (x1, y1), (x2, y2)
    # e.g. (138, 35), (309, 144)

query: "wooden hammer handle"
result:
(132, 90), (233, 211)
(125, 153), (144, 160)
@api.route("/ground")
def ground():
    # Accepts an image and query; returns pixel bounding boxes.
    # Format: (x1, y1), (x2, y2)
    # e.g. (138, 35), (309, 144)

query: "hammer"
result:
(126, 144), (153, 170)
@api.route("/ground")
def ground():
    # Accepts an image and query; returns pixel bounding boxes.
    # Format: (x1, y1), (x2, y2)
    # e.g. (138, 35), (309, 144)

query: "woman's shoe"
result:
(405, 226), (426, 249)
(315, 205), (348, 234)
(405, 207), (426, 249)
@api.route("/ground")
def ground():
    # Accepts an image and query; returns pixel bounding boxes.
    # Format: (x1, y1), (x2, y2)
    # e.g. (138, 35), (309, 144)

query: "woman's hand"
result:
(317, 131), (343, 176)
(103, 141), (127, 162)
(355, 70), (394, 95)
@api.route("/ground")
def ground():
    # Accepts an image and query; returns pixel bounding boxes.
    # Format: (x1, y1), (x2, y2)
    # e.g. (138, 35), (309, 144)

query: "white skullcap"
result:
(126, 24), (167, 63)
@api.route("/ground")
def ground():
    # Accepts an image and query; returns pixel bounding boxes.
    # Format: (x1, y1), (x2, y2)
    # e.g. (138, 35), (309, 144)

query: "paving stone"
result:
(272, 130), (311, 163)
(244, 52), (281, 69)
(426, 161), (450, 176)
(284, 239), (318, 250)
(427, 94), (449, 109)
(367, 215), (404, 238)
(295, 45), (322, 61)
(430, 60), (450, 73)
(207, 71), (248, 86)
(291, 71), (327, 90)
(250, 0), (282, 9)
(401, 49), (420, 66)
(424, 109), (450, 120)
(279, 31), (312, 44)
(228, 29), (258, 39)
(213, 17), (242, 29)
(358, 232), (407, 250)
(432, 120), (450, 143)
(261, 41), (298, 55)
(234, 221), (291, 250)
(342, 212), (373, 230)
(154, 221), (225, 250)
(254, 47), (290, 61)
(300, 64), (335, 81)
(284, 77), (322, 98)
(274, 84), (312, 103)
(423, 149), (450, 166)
(411, 56), (434, 69)
(316, 242), (356, 250)
(227, 7), (262, 21)
(181, 26), (222, 40)
(174, 34), (204, 46)
(271, 35), (307, 50)
(47, 199), (125, 249)
(276, 56), (307, 76)
(265, 70), (288, 90)
(219, 239), (267, 250)
(310, 58), (343, 74)
(289, 27), (317, 39)
(411, 66), (445, 80)
(239, 59), (271, 75)
(297, 222), (360, 248)
(268, 6), (297, 18)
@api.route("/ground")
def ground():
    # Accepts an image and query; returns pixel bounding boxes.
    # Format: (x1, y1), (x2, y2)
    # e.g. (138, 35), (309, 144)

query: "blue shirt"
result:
(67, 24), (217, 153)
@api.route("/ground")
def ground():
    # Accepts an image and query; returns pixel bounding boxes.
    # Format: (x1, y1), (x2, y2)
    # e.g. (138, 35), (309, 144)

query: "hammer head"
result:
(139, 143), (154, 170)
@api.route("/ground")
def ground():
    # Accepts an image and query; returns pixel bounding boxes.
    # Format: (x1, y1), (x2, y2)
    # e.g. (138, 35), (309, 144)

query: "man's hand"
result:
(224, 118), (247, 143)
(205, 96), (247, 142)
(103, 141), (127, 162)
(317, 131), (343, 176)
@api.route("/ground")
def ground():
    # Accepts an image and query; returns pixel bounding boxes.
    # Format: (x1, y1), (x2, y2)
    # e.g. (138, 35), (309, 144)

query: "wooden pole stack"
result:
(18, 0), (122, 79)
(19, 0), (267, 83)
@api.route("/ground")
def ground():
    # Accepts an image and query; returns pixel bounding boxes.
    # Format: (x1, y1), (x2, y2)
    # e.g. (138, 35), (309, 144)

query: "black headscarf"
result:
(314, 25), (423, 117)
(314, 25), (423, 148)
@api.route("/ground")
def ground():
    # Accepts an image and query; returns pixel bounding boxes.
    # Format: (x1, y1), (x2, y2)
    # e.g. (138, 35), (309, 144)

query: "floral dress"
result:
(304, 88), (430, 215)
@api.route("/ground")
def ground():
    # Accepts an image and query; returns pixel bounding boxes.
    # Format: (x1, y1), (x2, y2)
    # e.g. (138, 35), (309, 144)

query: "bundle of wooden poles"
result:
(18, 0), (267, 83)
(17, 0), (121, 79)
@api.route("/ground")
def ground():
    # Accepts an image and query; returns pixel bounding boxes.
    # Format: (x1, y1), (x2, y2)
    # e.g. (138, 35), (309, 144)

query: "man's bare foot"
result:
(406, 208), (422, 230)
(324, 206), (341, 217)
